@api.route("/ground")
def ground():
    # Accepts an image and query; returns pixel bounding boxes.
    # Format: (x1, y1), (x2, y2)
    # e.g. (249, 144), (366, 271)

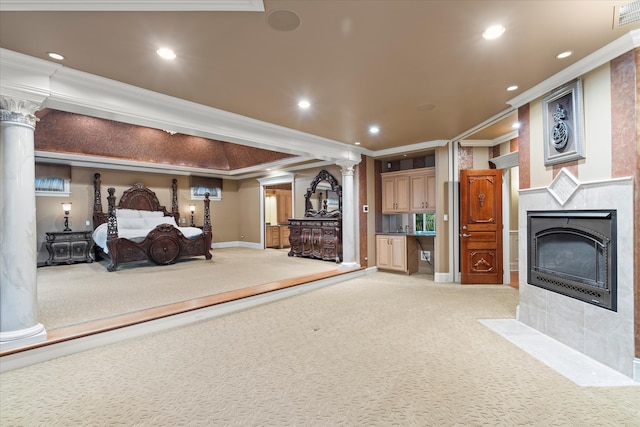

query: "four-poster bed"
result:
(92, 173), (212, 271)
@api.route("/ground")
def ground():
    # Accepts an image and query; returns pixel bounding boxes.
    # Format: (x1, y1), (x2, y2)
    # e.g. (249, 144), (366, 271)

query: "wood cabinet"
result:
(45, 231), (95, 265)
(288, 218), (342, 262)
(382, 174), (410, 213)
(410, 169), (436, 212)
(376, 234), (418, 274)
(266, 225), (290, 249)
(382, 168), (436, 214)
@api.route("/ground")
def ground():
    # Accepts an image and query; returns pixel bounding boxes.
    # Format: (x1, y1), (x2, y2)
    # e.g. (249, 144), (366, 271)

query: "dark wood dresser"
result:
(45, 231), (95, 265)
(287, 218), (342, 263)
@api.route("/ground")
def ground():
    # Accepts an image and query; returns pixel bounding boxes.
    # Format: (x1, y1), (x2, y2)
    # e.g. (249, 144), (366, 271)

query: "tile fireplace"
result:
(518, 171), (635, 379)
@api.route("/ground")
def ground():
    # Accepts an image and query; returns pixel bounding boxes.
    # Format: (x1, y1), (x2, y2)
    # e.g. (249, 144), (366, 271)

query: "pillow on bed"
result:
(143, 216), (178, 228)
(139, 210), (164, 218)
(117, 217), (147, 229)
(115, 208), (142, 218)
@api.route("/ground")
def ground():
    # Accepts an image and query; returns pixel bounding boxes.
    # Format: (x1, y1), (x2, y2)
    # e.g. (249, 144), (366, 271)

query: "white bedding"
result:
(92, 222), (204, 254)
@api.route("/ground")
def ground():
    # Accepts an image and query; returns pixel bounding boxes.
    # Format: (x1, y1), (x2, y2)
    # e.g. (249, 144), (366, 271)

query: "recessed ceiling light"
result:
(556, 51), (573, 59)
(354, 141), (361, 145)
(506, 85), (518, 91)
(157, 47), (176, 60)
(298, 99), (311, 109)
(369, 125), (380, 135)
(482, 25), (505, 40)
(512, 122), (521, 129)
(47, 52), (64, 60)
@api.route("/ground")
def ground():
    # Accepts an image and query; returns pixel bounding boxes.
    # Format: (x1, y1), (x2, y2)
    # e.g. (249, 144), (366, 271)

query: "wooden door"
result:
(460, 169), (503, 284)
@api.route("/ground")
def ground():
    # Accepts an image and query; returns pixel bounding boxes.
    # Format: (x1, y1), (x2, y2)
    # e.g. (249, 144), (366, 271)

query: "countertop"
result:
(376, 231), (436, 237)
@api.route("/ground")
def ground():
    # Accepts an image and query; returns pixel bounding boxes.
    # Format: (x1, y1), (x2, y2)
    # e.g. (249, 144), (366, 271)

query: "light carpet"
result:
(37, 247), (340, 329)
(2, 272), (639, 426)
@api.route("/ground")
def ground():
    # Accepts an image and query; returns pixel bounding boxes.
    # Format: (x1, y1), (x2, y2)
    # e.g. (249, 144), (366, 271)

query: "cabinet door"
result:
(280, 226), (290, 248)
(425, 173), (436, 210)
(376, 235), (392, 268)
(410, 174), (427, 211)
(382, 175), (410, 213)
(394, 176), (410, 212)
(51, 242), (71, 263)
(311, 228), (323, 258)
(382, 177), (397, 213)
(70, 241), (89, 261)
(301, 227), (313, 256)
(376, 235), (407, 271)
(389, 236), (407, 270)
(410, 171), (436, 212)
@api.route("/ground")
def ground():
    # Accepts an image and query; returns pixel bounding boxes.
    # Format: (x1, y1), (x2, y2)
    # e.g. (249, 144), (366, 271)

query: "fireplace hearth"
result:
(527, 210), (617, 311)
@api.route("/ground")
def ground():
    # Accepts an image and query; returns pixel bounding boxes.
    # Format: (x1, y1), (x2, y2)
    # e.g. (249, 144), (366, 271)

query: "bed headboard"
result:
(93, 173), (179, 228)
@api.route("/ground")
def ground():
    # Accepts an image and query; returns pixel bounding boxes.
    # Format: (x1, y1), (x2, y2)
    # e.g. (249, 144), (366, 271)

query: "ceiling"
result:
(1, 1), (639, 160)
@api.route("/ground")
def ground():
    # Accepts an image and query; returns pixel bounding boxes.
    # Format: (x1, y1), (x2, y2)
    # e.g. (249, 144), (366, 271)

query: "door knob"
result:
(462, 233), (471, 238)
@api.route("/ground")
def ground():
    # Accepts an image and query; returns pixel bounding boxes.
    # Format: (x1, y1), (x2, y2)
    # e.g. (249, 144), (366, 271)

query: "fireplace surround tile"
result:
(519, 174), (634, 378)
(545, 294), (585, 350)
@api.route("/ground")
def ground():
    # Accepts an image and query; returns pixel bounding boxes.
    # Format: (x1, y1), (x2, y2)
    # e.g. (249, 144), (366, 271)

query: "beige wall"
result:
(235, 179), (260, 243)
(35, 166), (239, 262)
(527, 64), (613, 186)
(434, 145), (449, 274)
(36, 164), (350, 263)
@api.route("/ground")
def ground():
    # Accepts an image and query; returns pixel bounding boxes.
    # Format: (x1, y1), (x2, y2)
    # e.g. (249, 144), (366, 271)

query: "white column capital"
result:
(336, 159), (360, 176)
(1, 96), (41, 128)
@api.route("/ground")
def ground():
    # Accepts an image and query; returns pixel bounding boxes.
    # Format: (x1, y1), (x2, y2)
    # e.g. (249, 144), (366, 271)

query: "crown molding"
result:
(1, 48), (360, 166)
(460, 130), (518, 147)
(0, 0), (264, 11)
(507, 29), (640, 109)
(367, 139), (448, 158)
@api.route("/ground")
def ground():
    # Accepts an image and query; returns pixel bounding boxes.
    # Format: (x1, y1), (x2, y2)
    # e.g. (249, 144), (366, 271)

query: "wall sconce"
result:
(61, 202), (72, 231)
(189, 204), (196, 227)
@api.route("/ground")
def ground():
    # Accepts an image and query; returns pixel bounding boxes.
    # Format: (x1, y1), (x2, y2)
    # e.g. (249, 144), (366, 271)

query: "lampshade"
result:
(189, 205), (196, 213)
(61, 202), (72, 212)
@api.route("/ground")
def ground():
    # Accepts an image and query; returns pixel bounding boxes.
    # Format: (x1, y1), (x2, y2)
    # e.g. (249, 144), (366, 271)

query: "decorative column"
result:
(0, 96), (46, 351)
(337, 159), (360, 268)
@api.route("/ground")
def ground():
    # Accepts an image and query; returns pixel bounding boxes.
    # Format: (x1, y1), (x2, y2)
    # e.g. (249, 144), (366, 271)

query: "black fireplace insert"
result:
(527, 210), (617, 311)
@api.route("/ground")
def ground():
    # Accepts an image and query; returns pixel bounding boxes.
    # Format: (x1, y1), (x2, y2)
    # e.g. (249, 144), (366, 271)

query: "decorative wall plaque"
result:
(542, 79), (585, 166)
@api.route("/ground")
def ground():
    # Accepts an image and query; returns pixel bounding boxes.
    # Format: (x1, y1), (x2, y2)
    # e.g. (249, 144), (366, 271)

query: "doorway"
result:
(258, 173), (295, 251)
(264, 184), (292, 250)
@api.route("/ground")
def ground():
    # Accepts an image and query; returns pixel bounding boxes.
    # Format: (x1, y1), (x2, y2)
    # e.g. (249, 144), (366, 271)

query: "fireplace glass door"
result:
(527, 210), (616, 311)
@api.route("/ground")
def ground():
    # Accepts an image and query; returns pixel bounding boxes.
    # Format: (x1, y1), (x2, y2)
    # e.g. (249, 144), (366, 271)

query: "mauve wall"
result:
(35, 110), (294, 171)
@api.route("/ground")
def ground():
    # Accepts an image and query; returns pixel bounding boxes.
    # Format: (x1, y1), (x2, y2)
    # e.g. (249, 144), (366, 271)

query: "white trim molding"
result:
(0, 0), (264, 11)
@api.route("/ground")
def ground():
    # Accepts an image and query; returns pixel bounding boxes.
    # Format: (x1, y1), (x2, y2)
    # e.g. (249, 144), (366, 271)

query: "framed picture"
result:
(542, 79), (585, 166)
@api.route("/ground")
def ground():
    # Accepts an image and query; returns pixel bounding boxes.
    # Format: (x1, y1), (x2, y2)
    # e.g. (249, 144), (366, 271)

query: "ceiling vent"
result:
(614, 0), (640, 27)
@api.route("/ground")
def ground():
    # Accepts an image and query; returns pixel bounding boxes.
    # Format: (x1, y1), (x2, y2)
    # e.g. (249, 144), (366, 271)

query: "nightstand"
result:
(45, 231), (95, 266)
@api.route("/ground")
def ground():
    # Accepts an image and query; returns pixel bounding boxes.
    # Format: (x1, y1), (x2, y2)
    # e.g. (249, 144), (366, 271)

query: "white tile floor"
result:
(480, 319), (639, 387)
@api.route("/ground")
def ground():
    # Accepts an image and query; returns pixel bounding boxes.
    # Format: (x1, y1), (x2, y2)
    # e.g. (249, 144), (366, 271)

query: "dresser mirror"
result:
(304, 169), (342, 218)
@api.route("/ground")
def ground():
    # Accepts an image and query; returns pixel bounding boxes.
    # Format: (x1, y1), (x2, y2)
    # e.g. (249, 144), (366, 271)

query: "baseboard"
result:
(435, 272), (453, 282)
(212, 241), (262, 250)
